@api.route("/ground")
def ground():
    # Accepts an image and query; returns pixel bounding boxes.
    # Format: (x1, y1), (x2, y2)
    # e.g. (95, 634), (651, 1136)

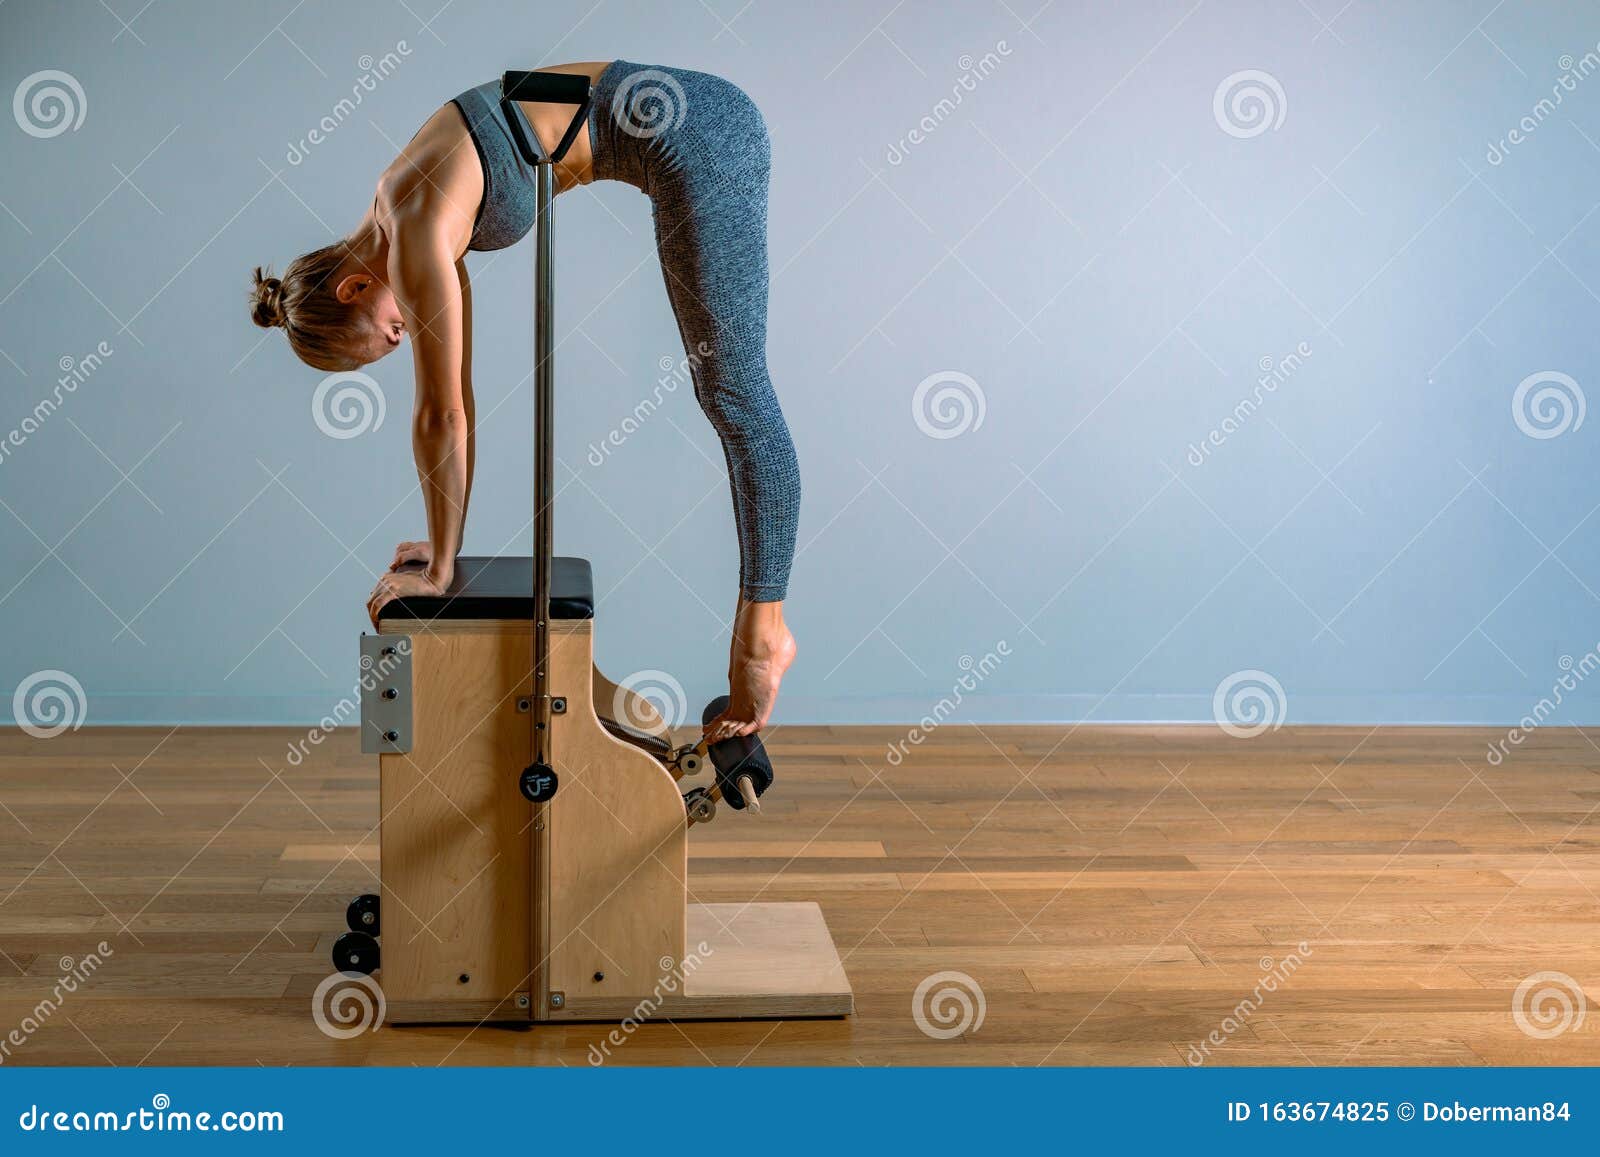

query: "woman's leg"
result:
(648, 129), (799, 605)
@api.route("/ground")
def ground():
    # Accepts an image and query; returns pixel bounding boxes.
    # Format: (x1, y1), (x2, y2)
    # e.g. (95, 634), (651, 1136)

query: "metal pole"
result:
(532, 159), (554, 772)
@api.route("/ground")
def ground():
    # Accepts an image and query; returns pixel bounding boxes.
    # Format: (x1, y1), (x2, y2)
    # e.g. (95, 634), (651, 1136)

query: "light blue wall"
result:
(1, 0), (1598, 727)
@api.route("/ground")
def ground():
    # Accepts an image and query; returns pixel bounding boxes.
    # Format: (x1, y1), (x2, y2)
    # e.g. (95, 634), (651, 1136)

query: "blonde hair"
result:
(249, 242), (368, 371)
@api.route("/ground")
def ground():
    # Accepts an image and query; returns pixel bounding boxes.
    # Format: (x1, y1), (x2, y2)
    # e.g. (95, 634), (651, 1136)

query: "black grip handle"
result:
(500, 70), (592, 105)
(499, 71), (593, 166)
(701, 695), (774, 810)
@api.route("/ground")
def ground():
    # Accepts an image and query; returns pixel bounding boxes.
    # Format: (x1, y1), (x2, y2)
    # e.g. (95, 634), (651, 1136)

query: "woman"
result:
(249, 61), (798, 738)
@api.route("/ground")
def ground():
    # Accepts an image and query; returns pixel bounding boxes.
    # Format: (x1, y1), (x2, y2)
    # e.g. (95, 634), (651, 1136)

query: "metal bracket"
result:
(360, 634), (413, 754)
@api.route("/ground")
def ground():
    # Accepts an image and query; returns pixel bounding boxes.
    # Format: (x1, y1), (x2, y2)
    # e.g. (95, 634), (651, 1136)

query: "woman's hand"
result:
(704, 601), (797, 743)
(366, 568), (446, 627)
(389, 540), (432, 571)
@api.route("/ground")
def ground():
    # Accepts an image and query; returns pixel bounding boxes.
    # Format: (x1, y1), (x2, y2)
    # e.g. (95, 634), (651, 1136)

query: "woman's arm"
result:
(457, 257), (475, 555)
(397, 230), (470, 590)
(384, 257), (475, 574)
(366, 197), (472, 622)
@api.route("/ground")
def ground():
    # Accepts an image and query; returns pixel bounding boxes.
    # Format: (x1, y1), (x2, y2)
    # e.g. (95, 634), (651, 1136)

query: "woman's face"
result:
(337, 275), (406, 366)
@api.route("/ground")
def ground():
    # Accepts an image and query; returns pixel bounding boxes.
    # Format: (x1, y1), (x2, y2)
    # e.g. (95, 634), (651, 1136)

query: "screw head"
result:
(551, 697), (567, 714)
(549, 992), (565, 1009)
(593, 971), (605, 982)
(458, 973), (470, 984)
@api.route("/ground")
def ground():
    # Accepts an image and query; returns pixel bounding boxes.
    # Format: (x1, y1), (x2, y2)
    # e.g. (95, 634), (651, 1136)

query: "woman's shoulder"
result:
(374, 104), (481, 254)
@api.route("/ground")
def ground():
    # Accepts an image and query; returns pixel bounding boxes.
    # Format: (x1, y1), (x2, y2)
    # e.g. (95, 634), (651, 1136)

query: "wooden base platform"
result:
(387, 903), (853, 1023)
(552, 903), (853, 1021)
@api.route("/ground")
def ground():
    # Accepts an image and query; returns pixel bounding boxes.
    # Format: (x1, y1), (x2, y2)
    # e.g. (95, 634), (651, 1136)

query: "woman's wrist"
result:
(425, 555), (455, 589)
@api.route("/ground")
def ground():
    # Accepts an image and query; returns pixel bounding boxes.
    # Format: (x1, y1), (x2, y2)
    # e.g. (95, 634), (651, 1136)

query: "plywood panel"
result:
(541, 623), (686, 1007)
(377, 629), (532, 1015)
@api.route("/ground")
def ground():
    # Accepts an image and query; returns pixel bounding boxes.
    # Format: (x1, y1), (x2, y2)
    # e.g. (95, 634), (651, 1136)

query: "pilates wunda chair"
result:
(331, 71), (853, 1024)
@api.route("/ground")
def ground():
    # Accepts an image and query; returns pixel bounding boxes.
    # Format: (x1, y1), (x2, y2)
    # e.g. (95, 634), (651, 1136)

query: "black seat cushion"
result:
(377, 556), (594, 622)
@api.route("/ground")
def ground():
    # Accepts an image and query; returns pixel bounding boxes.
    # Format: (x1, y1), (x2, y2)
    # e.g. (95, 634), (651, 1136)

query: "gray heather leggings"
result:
(590, 61), (799, 602)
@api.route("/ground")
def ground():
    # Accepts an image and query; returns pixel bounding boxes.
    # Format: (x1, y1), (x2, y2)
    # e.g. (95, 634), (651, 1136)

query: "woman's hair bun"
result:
(250, 266), (287, 329)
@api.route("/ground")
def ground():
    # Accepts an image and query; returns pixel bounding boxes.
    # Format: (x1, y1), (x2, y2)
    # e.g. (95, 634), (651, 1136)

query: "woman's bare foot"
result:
(706, 599), (796, 741)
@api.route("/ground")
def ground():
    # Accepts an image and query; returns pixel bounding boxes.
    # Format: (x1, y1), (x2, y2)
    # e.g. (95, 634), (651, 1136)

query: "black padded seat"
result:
(378, 556), (594, 622)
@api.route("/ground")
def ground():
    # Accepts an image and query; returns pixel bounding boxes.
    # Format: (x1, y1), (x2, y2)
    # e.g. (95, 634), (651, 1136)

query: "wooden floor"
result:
(0, 723), (1597, 1066)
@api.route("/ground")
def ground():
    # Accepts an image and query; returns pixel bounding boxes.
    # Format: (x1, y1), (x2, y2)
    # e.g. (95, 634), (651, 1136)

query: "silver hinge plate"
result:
(359, 634), (414, 754)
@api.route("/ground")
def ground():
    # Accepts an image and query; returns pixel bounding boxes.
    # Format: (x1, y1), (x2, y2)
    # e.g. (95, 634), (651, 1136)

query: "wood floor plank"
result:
(0, 724), (1595, 1065)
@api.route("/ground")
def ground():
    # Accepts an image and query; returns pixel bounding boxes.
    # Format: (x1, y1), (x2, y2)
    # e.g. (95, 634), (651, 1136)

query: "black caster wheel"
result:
(332, 931), (380, 975)
(346, 893), (380, 936)
(519, 763), (558, 802)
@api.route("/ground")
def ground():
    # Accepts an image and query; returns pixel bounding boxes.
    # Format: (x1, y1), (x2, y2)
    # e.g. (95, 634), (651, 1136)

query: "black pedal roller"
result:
(700, 695), (775, 810)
